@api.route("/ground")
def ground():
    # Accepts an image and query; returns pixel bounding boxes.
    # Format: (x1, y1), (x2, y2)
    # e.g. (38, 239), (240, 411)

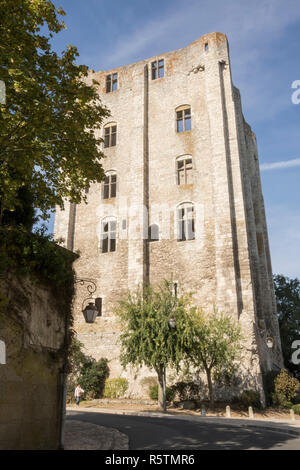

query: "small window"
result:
(149, 224), (159, 241)
(104, 123), (117, 148)
(103, 173), (117, 199)
(177, 203), (195, 241)
(204, 43), (209, 51)
(176, 106), (191, 132)
(122, 219), (127, 230)
(101, 218), (117, 253)
(106, 73), (118, 93)
(151, 59), (164, 80)
(95, 298), (102, 317)
(177, 156), (193, 185)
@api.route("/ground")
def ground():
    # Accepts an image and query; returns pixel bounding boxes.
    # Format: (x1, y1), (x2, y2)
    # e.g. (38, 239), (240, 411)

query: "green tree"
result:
(0, 0), (109, 225)
(274, 274), (300, 379)
(190, 309), (243, 409)
(116, 281), (197, 412)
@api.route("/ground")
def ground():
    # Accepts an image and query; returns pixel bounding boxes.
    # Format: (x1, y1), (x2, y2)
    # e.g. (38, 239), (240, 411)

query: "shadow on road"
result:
(67, 411), (300, 450)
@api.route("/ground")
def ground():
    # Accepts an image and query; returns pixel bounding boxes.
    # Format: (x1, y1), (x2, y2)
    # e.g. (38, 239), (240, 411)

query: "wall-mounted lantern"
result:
(82, 302), (98, 324)
(266, 337), (274, 349)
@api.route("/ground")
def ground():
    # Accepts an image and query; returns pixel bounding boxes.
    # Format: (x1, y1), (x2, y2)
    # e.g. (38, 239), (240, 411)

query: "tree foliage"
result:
(117, 281), (196, 374)
(274, 274), (300, 378)
(0, 0), (109, 223)
(189, 309), (243, 408)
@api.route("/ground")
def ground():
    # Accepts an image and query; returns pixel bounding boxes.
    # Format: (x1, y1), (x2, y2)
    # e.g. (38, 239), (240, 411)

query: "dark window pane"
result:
(102, 237), (108, 253)
(178, 169), (185, 185)
(158, 60), (164, 78)
(111, 183), (116, 198)
(177, 160), (184, 169)
(149, 224), (159, 241)
(186, 159), (192, 167)
(111, 174), (117, 183)
(106, 75), (111, 93)
(151, 61), (157, 80)
(184, 108), (191, 117)
(111, 132), (116, 146)
(110, 238), (116, 252)
(187, 219), (195, 240)
(103, 184), (109, 199)
(103, 222), (109, 233)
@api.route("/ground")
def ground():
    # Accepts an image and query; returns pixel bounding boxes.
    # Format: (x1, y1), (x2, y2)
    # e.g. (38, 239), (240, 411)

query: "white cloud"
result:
(260, 158), (300, 171)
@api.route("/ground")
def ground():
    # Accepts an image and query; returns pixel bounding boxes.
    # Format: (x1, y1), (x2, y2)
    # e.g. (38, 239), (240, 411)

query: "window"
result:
(104, 123), (117, 148)
(204, 42), (209, 51)
(95, 298), (102, 317)
(106, 73), (118, 92)
(101, 218), (117, 253)
(149, 224), (159, 241)
(151, 59), (164, 80)
(103, 172), (117, 199)
(177, 203), (195, 241)
(177, 156), (193, 185)
(176, 106), (191, 132)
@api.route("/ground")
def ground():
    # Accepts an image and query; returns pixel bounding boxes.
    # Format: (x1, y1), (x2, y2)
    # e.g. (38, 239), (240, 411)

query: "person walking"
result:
(74, 384), (85, 406)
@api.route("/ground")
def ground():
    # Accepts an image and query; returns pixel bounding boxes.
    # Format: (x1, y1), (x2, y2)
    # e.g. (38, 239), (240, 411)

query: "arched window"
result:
(103, 171), (117, 199)
(104, 122), (117, 148)
(176, 155), (193, 185)
(177, 203), (195, 241)
(176, 105), (191, 132)
(149, 224), (159, 241)
(100, 217), (117, 253)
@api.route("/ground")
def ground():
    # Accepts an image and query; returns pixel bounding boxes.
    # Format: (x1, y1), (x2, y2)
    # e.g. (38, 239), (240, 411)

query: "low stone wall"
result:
(0, 270), (74, 450)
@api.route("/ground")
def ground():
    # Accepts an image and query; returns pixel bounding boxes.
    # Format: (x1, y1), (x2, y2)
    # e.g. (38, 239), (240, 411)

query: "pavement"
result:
(65, 406), (300, 450)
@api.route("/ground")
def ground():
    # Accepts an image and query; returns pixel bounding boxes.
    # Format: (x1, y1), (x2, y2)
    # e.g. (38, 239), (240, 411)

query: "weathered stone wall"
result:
(0, 274), (70, 450)
(55, 32), (283, 401)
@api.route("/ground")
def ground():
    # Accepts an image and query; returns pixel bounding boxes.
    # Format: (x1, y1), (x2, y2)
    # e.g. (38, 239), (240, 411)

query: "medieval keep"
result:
(54, 32), (283, 402)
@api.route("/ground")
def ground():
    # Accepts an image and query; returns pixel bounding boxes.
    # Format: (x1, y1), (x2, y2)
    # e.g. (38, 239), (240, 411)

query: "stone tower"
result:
(54, 32), (283, 402)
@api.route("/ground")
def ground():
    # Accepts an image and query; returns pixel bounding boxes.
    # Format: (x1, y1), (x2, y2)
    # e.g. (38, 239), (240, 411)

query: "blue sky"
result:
(49, 0), (300, 279)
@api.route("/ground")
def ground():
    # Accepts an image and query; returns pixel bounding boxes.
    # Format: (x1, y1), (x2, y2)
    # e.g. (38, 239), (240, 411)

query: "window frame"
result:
(177, 203), (195, 241)
(176, 155), (193, 185)
(151, 59), (164, 80)
(100, 217), (117, 253)
(176, 105), (192, 133)
(103, 123), (117, 148)
(106, 72), (118, 93)
(103, 172), (117, 199)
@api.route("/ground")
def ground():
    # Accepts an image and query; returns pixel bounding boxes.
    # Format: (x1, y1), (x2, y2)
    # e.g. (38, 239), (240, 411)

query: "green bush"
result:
(272, 369), (300, 408)
(234, 390), (262, 409)
(292, 404), (300, 415)
(78, 358), (109, 400)
(104, 378), (129, 398)
(148, 384), (174, 402)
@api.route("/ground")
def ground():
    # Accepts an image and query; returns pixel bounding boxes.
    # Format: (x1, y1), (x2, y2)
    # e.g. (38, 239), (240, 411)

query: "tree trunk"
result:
(206, 368), (214, 410)
(157, 366), (166, 412)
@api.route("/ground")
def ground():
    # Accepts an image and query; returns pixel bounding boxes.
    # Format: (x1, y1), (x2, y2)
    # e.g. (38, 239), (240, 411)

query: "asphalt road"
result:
(67, 411), (300, 450)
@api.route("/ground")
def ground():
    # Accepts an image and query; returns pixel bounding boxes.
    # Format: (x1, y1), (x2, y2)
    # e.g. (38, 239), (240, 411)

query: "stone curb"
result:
(65, 419), (129, 450)
(67, 407), (300, 438)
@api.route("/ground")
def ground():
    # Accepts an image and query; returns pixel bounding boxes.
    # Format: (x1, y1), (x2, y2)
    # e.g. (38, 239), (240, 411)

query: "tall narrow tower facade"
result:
(55, 32), (283, 401)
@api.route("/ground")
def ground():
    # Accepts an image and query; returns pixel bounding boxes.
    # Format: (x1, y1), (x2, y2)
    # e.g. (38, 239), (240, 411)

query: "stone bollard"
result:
(201, 405), (206, 416)
(226, 405), (231, 418)
(248, 406), (254, 419)
(290, 409), (296, 421)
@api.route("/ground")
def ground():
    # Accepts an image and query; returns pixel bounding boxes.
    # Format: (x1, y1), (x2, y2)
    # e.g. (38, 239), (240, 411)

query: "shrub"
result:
(78, 358), (109, 400)
(170, 381), (203, 402)
(292, 404), (300, 415)
(148, 384), (174, 402)
(104, 378), (129, 398)
(272, 369), (300, 408)
(234, 390), (262, 409)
